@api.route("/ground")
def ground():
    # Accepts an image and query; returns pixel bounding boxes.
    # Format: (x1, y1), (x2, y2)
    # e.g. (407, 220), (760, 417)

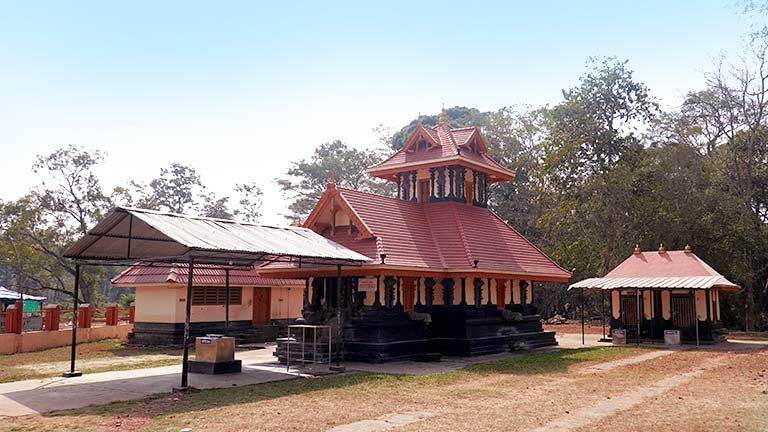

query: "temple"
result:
(261, 114), (571, 362)
(570, 244), (739, 344)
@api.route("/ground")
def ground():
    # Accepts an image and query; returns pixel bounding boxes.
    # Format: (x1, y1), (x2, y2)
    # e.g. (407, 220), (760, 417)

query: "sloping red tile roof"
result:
(368, 122), (515, 182)
(311, 188), (570, 280)
(570, 250), (739, 290)
(112, 262), (304, 287)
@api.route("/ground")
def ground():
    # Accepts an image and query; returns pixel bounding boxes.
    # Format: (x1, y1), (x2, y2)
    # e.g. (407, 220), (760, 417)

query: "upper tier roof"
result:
(294, 187), (571, 281)
(367, 121), (516, 182)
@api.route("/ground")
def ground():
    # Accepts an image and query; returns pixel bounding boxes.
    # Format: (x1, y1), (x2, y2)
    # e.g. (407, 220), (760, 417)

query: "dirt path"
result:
(579, 349), (675, 373)
(531, 356), (724, 432)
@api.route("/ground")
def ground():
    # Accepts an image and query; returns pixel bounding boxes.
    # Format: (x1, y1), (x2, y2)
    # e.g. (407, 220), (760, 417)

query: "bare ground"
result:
(2, 343), (767, 432)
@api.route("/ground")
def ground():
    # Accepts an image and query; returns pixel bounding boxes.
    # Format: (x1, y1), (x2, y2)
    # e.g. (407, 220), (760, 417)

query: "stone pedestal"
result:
(189, 335), (241, 374)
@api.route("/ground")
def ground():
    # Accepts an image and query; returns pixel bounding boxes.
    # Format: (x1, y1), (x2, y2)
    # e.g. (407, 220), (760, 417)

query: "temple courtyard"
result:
(0, 334), (766, 432)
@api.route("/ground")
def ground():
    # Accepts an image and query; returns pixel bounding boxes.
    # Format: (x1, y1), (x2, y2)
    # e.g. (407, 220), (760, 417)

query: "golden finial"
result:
(438, 107), (448, 124)
(633, 244), (641, 255)
(658, 243), (666, 254)
(684, 244), (692, 253)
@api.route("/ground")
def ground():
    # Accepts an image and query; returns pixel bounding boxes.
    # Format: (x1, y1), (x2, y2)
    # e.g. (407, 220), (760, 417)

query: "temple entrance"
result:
(671, 294), (695, 328)
(253, 287), (271, 325)
(402, 277), (416, 311)
(620, 294), (641, 326)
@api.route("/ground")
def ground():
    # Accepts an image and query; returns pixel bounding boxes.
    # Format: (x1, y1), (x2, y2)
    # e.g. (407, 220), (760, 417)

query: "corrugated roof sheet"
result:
(63, 207), (372, 265)
(569, 251), (739, 290)
(111, 263), (304, 287)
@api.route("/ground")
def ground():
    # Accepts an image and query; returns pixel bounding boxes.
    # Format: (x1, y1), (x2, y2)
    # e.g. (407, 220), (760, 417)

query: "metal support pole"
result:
(581, 287), (585, 345)
(636, 289), (641, 346)
(693, 289), (700, 347)
(601, 289), (606, 340)
(225, 269), (230, 336)
(333, 264), (344, 370)
(63, 264), (82, 377)
(179, 257), (194, 390)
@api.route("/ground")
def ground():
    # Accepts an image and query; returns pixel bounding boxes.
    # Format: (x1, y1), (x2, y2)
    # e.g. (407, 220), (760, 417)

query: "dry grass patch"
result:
(577, 348), (768, 432)
(0, 346), (653, 432)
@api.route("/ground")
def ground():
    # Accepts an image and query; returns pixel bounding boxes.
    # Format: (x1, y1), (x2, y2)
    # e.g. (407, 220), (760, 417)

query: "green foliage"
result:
(276, 140), (394, 221)
(118, 293), (135, 308)
(389, 106), (489, 150)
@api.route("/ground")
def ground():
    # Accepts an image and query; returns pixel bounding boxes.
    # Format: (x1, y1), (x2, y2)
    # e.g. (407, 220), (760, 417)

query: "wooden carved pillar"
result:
(442, 278), (455, 306)
(383, 276), (396, 309)
(472, 170), (479, 206)
(495, 279), (507, 310)
(374, 275), (382, 307)
(460, 277), (467, 305)
(429, 168), (436, 202)
(396, 173), (402, 200)
(473, 278), (484, 305)
(448, 166), (455, 199)
(410, 171), (417, 202)
(437, 167), (446, 199)
(424, 277), (436, 307)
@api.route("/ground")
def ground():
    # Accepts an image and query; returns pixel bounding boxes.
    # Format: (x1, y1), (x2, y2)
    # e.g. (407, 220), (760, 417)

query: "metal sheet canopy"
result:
(63, 207), (372, 265)
(568, 275), (739, 291)
(61, 206), (371, 388)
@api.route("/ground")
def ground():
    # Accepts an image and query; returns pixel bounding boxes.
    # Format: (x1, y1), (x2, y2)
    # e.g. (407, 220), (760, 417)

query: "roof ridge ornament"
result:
(684, 244), (693, 253)
(658, 243), (666, 254)
(326, 169), (337, 191)
(634, 244), (641, 255)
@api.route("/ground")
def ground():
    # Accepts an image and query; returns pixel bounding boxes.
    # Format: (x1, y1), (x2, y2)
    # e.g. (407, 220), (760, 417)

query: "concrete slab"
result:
(0, 346), (296, 417)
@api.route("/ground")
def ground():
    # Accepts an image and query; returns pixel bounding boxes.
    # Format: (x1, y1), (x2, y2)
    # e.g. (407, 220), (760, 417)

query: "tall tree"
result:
(132, 163), (205, 214)
(276, 140), (393, 221)
(233, 182), (263, 223)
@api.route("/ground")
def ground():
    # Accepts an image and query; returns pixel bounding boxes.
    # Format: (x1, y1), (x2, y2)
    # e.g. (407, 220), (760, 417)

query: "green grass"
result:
(0, 339), (185, 383)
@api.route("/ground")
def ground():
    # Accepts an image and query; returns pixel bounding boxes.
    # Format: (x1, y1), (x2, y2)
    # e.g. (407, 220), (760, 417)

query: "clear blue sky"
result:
(0, 1), (751, 224)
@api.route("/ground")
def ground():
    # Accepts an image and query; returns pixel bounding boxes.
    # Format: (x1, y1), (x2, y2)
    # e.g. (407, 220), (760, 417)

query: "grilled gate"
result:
(620, 295), (640, 326)
(671, 295), (695, 328)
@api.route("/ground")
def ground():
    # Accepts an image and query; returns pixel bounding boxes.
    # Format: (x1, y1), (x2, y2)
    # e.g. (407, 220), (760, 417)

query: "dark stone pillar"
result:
(487, 278), (493, 305)
(416, 278), (422, 306)
(460, 277), (467, 305)
(303, 278), (309, 308)
(374, 275), (381, 307)
(520, 280), (528, 309)
(424, 277), (435, 307)
(383, 276), (396, 309)
(442, 278), (455, 306)
(311, 277), (324, 310)
(396, 277), (402, 307)
(473, 278), (484, 306)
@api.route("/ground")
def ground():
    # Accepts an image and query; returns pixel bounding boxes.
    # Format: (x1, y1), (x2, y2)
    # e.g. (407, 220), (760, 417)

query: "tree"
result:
(132, 163), (205, 214)
(276, 140), (393, 221)
(233, 182), (263, 223)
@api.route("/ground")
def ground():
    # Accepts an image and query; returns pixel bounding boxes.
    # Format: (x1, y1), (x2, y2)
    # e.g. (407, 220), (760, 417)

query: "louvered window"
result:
(191, 286), (242, 305)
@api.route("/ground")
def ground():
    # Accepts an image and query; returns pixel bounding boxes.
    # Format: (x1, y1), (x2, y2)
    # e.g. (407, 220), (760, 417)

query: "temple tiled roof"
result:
(367, 122), (516, 181)
(309, 187), (570, 281)
(112, 262), (304, 287)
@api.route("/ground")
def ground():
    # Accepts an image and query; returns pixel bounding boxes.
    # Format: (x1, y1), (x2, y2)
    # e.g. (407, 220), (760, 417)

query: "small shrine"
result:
(570, 244), (739, 344)
(261, 113), (571, 362)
